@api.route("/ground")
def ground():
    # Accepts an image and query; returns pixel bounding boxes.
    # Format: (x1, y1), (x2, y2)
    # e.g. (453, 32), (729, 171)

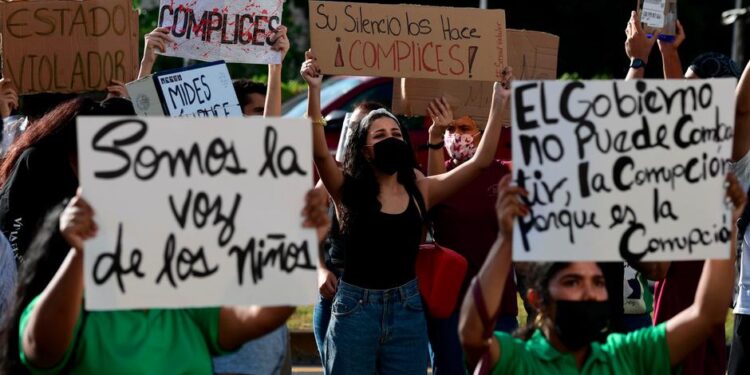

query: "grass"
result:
(288, 296), (736, 345)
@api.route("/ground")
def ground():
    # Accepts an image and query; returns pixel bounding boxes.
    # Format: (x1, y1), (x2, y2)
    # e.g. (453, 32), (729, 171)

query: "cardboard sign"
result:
(309, 1), (507, 81)
(392, 30), (559, 125)
(77, 116), (317, 310)
(157, 0), (283, 64)
(126, 61), (242, 117)
(0, 0), (139, 95)
(511, 79), (736, 262)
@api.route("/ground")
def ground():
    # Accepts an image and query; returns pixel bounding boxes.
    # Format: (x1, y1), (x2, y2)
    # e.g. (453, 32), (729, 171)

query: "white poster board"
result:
(77, 116), (316, 310)
(511, 79), (736, 262)
(127, 61), (242, 117)
(157, 0), (283, 64)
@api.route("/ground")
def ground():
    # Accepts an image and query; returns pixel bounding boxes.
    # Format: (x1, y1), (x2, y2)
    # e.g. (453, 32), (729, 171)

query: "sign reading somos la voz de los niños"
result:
(77, 116), (317, 310)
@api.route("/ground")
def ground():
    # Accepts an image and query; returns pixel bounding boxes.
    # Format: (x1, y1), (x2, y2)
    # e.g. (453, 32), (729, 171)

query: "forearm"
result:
(307, 87), (328, 161)
(23, 249), (84, 368)
(660, 48), (683, 79)
(138, 57), (156, 79)
(264, 65), (283, 117)
(427, 127), (447, 176)
(470, 105), (503, 169)
(733, 62), (750, 161)
(625, 67), (645, 81)
(219, 306), (295, 350)
(695, 248), (735, 325)
(459, 235), (512, 351)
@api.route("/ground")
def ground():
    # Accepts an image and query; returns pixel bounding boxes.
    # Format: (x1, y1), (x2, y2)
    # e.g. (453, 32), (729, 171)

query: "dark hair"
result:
(340, 110), (421, 234)
(689, 52), (742, 79)
(0, 97), (135, 186)
(353, 101), (385, 115)
(233, 79), (267, 108)
(513, 262), (572, 340)
(1, 204), (67, 375)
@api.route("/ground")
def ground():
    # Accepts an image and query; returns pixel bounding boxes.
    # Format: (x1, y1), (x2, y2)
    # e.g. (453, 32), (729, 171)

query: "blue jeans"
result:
(324, 279), (429, 374)
(427, 310), (518, 375)
(313, 293), (333, 361)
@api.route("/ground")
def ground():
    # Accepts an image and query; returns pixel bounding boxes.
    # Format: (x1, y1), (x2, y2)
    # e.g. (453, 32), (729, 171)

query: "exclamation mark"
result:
(335, 37), (344, 67)
(468, 46), (478, 78)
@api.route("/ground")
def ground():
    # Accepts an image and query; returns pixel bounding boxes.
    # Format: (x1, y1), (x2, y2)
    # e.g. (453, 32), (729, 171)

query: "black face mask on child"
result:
(553, 300), (610, 350)
(371, 137), (409, 175)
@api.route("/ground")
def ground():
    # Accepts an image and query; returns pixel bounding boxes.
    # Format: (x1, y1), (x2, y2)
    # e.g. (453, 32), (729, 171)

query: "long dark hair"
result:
(1, 205), (67, 375)
(340, 110), (422, 234)
(513, 262), (571, 340)
(0, 97), (135, 187)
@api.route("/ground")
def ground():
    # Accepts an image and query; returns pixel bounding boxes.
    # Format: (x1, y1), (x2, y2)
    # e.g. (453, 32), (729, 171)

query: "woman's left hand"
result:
(302, 188), (331, 243)
(59, 189), (98, 252)
(491, 67), (513, 115)
(270, 25), (290, 61)
(726, 173), (747, 222)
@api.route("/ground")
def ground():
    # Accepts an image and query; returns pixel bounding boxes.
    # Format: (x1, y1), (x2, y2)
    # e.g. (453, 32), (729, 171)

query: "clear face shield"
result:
(335, 112), (355, 163)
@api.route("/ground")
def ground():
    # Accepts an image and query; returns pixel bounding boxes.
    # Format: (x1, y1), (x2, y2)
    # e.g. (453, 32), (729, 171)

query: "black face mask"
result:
(371, 137), (409, 175)
(553, 300), (610, 350)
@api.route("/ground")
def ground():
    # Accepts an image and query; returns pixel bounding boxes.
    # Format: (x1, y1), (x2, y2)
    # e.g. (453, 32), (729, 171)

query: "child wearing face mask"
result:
(424, 100), (517, 375)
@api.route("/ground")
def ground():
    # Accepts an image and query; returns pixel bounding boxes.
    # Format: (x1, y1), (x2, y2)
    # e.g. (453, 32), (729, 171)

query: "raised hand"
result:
(300, 49), (323, 89)
(59, 189), (98, 252)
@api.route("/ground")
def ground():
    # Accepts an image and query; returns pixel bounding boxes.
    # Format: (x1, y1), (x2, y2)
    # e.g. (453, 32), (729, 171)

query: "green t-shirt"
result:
(492, 323), (670, 375)
(19, 296), (227, 375)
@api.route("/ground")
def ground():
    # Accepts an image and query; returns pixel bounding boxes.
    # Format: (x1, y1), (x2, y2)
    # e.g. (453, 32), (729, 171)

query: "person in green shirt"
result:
(458, 174), (746, 374)
(2, 187), (331, 375)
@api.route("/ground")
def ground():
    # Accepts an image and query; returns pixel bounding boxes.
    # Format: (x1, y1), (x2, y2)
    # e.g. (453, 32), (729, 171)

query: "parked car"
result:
(282, 76), (512, 171)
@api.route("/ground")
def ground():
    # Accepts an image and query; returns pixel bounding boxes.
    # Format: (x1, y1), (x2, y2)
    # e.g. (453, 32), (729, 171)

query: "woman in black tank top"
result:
(301, 50), (513, 375)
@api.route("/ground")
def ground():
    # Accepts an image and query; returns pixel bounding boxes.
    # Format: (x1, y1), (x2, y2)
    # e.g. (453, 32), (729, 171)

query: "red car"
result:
(282, 76), (512, 171)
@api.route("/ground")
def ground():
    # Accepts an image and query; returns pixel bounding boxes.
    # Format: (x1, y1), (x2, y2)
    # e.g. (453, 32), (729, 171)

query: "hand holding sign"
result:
(0, 79), (19, 119)
(301, 50), (323, 89)
(270, 26), (291, 62)
(139, 27), (174, 79)
(626, 11), (659, 63)
(495, 175), (530, 239)
(60, 190), (98, 253)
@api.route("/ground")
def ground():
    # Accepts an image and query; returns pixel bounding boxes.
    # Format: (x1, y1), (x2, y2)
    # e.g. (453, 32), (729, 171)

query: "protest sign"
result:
(0, 0), (140, 94)
(77, 116), (317, 310)
(126, 61), (242, 117)
(511, 79), (736, 262)
(157, 0), (283, 64)
(309, 1), (507, 81)
(392, 30), (558, 125)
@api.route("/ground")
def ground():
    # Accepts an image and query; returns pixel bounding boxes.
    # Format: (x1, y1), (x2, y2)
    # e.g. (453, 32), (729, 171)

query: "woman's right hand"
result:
(59, 189), (97, 252)
(495, 175), (529, 239)
(427, 97), (453, 142)
(143, 27), (173, 63)
(301, 49), (323, 89)
(0, 78), (19, 119)
(318, 268), (338, 299)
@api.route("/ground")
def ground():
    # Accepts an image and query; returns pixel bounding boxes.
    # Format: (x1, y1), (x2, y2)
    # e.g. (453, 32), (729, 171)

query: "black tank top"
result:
(342, 195), (422, 289)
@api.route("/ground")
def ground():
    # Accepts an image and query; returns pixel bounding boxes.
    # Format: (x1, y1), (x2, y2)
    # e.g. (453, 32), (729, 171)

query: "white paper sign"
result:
(78, 116), (317, 310)
(127, 61), (242, 117)
(511, 79), (736, 262)
(157, 0), (283, 64)
(641, 0), (665, 28)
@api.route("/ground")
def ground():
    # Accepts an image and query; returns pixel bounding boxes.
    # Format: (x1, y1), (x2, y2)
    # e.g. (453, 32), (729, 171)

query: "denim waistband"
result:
(337, 278), (420, 303)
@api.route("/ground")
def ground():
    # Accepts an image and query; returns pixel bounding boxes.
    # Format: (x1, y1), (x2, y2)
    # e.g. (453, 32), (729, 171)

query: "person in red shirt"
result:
(424, 98), (517, 374)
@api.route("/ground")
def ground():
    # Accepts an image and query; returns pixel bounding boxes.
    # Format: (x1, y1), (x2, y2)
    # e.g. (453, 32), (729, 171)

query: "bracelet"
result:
(427, 141), (444, 150)
(305, 115), (327, 127)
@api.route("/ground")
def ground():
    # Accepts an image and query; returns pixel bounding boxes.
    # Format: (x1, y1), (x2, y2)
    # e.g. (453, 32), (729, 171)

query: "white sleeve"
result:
(732, 149), (750, 192)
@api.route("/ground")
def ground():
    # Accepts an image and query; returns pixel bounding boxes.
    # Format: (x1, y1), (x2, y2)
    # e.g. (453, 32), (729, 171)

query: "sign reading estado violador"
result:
(511, 79), (736, 262)
(77, 116), (317, 310)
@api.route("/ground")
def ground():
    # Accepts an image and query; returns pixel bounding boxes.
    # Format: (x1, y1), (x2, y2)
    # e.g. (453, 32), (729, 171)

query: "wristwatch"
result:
(427, 141), (444, 150)
(630, 58), (647, 70)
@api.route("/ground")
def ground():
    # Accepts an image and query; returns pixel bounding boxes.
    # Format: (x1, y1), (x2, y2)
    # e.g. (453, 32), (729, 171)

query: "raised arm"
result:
(0, 78), (19, 119)
(664, 173), (746, 365)
(264, 26), (289, 117)
(625, 11), (658, 81)
(138, 27), (172, 79)
(657, 21), (686, 79)
(733, 61), (750, 161)
(22, 192), (96, 369)
(218, 187), (331, 350)
(426, 97), (452, 176)
(421, 75), (510, 209)
(459, 175), (528, 368)
(300, 51), (344, 202)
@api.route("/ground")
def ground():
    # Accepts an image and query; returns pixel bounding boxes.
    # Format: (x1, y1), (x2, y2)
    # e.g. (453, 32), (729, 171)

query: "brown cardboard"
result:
(0, 0), (140, 94)
(392, 29), (559, 125)
(309, 1), (507, 82)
